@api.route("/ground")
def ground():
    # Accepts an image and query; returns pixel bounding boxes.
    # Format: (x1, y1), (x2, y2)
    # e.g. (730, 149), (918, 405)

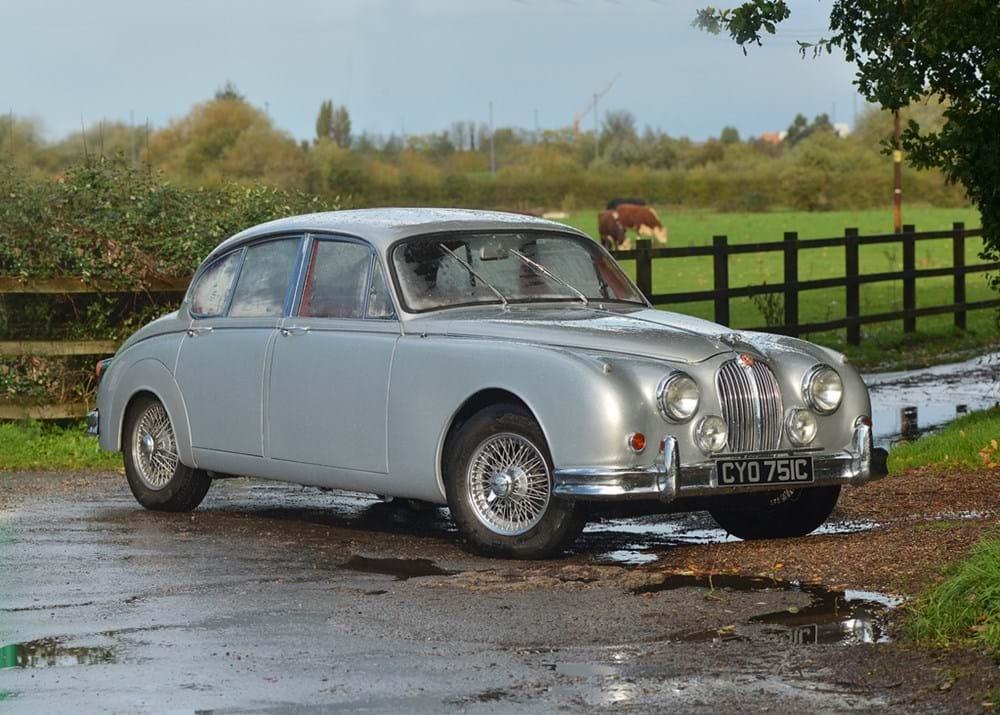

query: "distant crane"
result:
(572, 74), (620, 141)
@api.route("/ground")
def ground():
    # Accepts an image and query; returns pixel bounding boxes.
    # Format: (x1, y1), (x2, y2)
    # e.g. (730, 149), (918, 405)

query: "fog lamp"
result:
(786, 408), (818, 446)
(695, 415), (728, 454)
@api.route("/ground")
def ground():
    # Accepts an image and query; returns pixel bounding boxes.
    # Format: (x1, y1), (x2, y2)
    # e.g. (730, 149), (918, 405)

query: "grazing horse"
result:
(614, 203), (667, 244)
(606, 197), (648, 210)
(597, 210), (628, 251)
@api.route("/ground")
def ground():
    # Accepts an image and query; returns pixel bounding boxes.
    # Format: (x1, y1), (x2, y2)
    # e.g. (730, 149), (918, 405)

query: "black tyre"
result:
(123, 395), (211, 512)
(444, 403), (585, 559)
(708, 485), (841, 540)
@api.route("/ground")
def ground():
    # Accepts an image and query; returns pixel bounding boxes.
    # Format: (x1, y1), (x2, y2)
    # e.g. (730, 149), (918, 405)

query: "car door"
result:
(267, 236), (399, 473)
(175, 236), (304, 457)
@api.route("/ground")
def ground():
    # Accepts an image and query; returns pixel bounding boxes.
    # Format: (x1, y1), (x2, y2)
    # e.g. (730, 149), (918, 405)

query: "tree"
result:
(784, 113), (834, 147)
(214, 81), (245, 102)
(315, 100), (333, 142)
(720, 126), (740, 144)
(331, 105), (352, 149)
(694, 0), (1000, 288)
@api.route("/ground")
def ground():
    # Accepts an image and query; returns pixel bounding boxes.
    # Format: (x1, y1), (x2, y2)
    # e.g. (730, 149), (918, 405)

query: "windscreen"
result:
(391, 232), (644, 312)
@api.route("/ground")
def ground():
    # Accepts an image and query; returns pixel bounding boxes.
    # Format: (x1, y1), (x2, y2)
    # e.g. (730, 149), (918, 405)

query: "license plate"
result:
(716, 457), (815, 487)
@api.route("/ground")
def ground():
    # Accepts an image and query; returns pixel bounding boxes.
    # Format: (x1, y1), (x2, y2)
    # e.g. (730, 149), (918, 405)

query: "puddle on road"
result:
(0, 638), (116, 669)
(340, 555), (457, 581)
(635, 574), (902, 646)
(865, 351), (1000, 447)
(588, 514), (882, 565)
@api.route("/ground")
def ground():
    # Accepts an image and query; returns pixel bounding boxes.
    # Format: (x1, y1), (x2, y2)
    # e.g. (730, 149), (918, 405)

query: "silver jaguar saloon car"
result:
(90, 208), (886, 558)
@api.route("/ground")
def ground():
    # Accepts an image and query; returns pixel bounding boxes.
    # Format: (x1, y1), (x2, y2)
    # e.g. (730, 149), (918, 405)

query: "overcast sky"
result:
(3, 0), (866, 142)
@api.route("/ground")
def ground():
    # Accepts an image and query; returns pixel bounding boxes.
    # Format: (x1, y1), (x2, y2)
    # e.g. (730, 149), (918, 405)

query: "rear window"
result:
(190, 251), (241, 317)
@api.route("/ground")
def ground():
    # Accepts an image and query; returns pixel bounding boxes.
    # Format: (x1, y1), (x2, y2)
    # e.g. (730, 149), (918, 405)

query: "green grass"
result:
(889, 407), (1000, 472)
(908, 535), (1000, 656)
(0, 421), (120, 472)
(564, 206), (999, 369)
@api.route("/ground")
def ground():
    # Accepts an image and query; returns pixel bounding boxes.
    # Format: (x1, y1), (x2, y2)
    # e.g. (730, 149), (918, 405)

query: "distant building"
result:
(758, 131), (783, 145)
(833, 122), (851, 138)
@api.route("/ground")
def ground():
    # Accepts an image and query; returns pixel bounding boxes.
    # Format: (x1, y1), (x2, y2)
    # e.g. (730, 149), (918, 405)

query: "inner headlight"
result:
(803, 364), (843, 414)
(695, 415), (728, 454)
(786, 408), (818, 446)
(656, 372), (700, 422)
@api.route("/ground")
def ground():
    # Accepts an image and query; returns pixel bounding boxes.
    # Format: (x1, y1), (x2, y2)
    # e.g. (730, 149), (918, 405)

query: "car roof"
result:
(207, 208), (587, 260)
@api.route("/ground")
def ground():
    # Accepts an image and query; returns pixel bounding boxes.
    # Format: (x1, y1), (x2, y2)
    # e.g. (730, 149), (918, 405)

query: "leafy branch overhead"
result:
(695, 1), (1000, 286)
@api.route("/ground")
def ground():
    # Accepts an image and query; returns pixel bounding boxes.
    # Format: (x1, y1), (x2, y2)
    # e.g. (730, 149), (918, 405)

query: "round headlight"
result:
(656, 372), (700, 422)
(803, 365), (843, 414)
(695, 415), (728, 454)
(786, 408), (818, 446)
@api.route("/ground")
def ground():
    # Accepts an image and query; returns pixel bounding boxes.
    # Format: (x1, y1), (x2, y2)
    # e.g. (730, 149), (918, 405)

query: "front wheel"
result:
(123, 395), (211, 512)
(708, 485), (841, 540)
(444, 404), (585, 558)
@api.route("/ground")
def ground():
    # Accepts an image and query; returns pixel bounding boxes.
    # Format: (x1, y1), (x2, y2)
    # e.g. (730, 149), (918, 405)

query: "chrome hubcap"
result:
(131, 402), (178, 490)
(466, 433), (551, 536)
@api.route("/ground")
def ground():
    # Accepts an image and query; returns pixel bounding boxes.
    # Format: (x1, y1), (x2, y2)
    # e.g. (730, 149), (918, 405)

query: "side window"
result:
(366, 262), (395, 319)
(190, 251), (241, 317)
(299, 241), (372, 319)
(228, 239), (300, 318)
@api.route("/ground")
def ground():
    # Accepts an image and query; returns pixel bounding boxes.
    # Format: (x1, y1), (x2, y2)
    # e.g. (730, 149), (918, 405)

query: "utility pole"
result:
(533, 107), (539, 142)
(893, 109), (902, 232)
(593, 93), (599, 163)
(488, 101), (495, 174)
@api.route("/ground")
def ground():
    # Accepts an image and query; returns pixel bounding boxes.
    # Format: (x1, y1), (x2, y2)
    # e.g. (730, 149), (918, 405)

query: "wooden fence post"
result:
(953, 222), (966, 330)
(902, 223), (916, 333)
(634, 238), (653, 302)
(783, 231), (799, 336)
(845, 228), (860, 345)
(712, 235), (730, 326)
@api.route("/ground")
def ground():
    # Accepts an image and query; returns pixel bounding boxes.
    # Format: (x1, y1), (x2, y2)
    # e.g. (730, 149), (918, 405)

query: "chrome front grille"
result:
(716, 359), (783, 453)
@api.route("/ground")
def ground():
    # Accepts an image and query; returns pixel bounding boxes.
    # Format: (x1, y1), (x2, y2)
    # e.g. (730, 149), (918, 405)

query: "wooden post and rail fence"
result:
(1, 222), (997, 420)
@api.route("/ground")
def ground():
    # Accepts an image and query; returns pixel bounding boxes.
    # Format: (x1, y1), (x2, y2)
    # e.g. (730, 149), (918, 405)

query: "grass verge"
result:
(908, 535), (1000, 657)
(0, 420), (120, 472)
(888, 407), (1000, 472)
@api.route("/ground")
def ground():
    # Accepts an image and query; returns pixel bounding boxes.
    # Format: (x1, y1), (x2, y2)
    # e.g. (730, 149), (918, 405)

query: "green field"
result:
(563, 206), (997, 368)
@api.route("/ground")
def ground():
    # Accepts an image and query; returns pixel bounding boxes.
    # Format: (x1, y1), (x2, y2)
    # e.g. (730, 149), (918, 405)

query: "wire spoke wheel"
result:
(466, 432), (551, 536)
(131, 401), (179, 490)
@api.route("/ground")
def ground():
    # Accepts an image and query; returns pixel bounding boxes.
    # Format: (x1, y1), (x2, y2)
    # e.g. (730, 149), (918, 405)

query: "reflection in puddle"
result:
(589, 514), (881, 565)
(340, 555), (456, 581)
(865, 351), (1000, 447)
(0, 638), (116, 669)
(635, 574), (902, 645)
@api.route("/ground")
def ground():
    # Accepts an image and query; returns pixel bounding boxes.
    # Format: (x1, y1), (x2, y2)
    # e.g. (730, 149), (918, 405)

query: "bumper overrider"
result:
(553, 418), (887, 502)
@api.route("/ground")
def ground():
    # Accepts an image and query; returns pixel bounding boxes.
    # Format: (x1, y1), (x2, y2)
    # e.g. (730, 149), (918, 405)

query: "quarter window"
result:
(228, 239), (301, 318)
(299, 241), (372, 319)
(366, 262), (395, 319)
(190, 251), (241, 317)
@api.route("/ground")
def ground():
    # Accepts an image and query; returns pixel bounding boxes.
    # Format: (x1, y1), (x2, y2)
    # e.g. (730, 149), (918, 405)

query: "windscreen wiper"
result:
(438, 244), (509, 309)
(509, 249), (589, 306)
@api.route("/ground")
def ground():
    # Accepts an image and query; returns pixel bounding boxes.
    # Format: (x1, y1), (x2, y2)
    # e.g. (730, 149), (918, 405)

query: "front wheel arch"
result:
(438, 388), (547, 499)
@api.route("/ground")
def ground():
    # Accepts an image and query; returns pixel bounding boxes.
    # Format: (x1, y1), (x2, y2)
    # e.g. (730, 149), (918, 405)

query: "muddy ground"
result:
(1, 470), (997, 713)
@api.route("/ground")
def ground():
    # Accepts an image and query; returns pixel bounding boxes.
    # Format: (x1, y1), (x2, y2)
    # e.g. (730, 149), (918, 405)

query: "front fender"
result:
(387, 336), (652, 502)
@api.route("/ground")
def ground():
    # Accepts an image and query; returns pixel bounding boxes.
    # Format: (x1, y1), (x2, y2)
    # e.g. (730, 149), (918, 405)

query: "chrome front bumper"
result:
(553, 420), (885, 502)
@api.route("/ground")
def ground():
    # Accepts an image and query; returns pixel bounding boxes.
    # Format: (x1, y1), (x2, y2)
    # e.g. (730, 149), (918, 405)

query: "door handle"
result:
(280, 326), (310, 337)
(187, 326), (214, 337)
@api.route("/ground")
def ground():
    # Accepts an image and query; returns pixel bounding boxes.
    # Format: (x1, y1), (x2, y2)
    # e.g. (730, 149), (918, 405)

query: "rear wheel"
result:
(708, 485), (841, 540)
(444, 404), (584, 558)
(123, 395), (211, 512)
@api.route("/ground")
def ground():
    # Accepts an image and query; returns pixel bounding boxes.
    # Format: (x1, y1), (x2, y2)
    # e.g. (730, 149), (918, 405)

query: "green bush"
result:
(0, 156), (338, 405)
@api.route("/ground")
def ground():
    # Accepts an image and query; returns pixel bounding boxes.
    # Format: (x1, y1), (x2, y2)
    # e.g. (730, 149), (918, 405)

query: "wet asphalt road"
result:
(0, 473), (948, 713)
